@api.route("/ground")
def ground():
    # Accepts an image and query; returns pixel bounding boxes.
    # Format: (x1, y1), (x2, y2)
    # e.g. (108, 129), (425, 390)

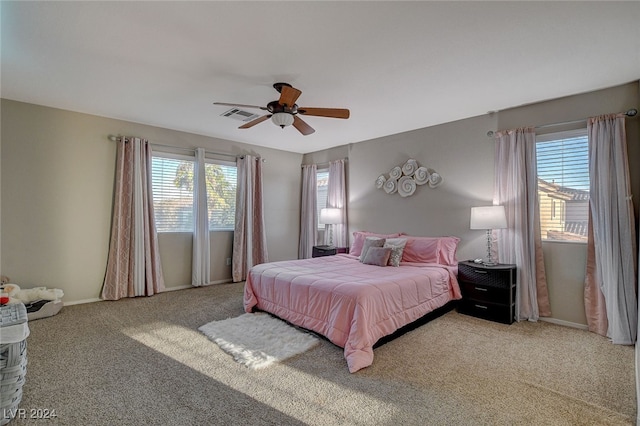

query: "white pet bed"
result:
(26, 300), (63, 321)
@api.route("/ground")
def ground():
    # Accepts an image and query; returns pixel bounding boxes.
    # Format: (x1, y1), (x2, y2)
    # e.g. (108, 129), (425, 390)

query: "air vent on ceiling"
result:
(221, 108), (261, 122)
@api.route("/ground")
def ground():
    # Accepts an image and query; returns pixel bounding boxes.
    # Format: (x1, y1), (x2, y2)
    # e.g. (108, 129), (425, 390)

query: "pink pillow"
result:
(401, 235), (460, 266)
(349, 231), (401, 256)
(438, 236), (461, 266)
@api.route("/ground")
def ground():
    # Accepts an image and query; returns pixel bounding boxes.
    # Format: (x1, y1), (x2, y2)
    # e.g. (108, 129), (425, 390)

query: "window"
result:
(152, 155), (194, 232)
(151, 153), (237, 232)
(204, 161), (236, 230)
(535, 129), (589, 242)
(316, 169), (329, 229)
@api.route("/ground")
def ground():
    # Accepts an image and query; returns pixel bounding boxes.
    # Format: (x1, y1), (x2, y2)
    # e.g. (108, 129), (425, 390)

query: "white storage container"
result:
(0, 304), (29, 426)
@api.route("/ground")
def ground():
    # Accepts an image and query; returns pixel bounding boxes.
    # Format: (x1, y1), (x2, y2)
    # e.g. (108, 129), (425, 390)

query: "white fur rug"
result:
(199, 312), (319, 369)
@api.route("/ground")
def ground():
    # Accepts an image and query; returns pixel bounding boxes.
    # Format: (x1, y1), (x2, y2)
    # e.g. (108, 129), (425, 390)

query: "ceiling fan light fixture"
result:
(271, 112), (294, 128)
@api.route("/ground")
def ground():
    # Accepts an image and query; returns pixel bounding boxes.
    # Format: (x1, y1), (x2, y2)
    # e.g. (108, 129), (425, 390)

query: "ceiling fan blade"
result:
(238, 115), (271, 129)
(279, 86), (302, 108)
(293, 115), (315, 136)
(214, 102), (267, 110)
(297, 107), (350, 119)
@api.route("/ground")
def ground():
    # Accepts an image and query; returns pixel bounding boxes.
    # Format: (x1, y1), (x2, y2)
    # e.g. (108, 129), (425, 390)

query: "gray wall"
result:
(304, 81), (640, 327)
(497, 82), (639, 326)
(1, 99), (302, 303)
(2, 81), (638, 321)
(305, 114), (498, 268)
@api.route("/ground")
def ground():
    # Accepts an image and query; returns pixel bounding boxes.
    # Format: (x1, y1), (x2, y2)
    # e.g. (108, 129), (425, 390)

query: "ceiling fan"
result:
(214, 82), (350, 136)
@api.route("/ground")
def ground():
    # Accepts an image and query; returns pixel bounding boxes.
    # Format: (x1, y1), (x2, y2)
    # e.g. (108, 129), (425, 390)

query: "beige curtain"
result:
(298, 164), (317, 259)
(102, 137), (165, 300)
(584, 114), (637, 344)
(325, 159), (348, 248)
(494, 127), (551, 320)
(232, 155), (268, 282)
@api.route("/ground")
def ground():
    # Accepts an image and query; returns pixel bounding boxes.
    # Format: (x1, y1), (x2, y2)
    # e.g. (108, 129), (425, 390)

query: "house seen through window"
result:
(535, 129), (589, 243)
(151, 153), (237, 232)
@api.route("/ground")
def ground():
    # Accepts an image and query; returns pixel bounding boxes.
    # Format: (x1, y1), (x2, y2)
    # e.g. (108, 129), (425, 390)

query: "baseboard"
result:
(64, 297), (103, 306)
(162, 285), (193, 292)
(540, 317), (589, 330)
(61, 279), (234, 306)
(163, 279), (234, 292)
(205, 279), (234, 286)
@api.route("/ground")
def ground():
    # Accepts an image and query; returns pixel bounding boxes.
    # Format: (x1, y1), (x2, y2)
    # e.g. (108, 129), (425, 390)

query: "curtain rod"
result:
(301, 157), (349, 168)
(107, 135), (264, 161)
(486, 108), (638, 138)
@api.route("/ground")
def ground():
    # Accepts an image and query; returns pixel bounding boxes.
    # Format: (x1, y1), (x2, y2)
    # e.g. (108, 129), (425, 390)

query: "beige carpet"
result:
(13, 282), (636, 425)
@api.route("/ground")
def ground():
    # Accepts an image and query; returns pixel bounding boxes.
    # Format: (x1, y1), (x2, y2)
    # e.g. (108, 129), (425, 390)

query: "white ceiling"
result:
(2, 1), (639, 154)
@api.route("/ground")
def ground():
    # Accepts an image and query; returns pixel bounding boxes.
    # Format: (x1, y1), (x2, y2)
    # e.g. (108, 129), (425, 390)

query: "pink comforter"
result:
(244, 254), (462, 373)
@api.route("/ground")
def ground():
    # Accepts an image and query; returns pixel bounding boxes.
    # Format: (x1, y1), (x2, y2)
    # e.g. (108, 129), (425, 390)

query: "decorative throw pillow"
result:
(384, 238), (408, 267)
(349, 231), (401, 256)
(359, 237), (386, 262)
(362, 246), (392, 266)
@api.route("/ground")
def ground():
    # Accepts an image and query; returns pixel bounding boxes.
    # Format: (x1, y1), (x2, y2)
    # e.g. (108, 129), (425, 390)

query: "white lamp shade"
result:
(271, 112), (294, 128)
(470, 205), (507, 230)
(320, 208), (342, 225)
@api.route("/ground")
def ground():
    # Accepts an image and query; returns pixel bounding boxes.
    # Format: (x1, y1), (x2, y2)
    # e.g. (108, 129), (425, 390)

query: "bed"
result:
(244, 232), (462, 373)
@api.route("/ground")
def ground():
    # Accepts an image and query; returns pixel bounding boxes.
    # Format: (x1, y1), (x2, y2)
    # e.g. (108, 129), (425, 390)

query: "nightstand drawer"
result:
(458, 265), (513, 289)
(312, 245), (337, 257)
(459, 281), (509, 304)
(458, 299), (514, 324)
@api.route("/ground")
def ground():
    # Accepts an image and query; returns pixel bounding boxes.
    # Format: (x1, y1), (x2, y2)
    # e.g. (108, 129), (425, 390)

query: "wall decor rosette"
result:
(375, 159), (443, 197)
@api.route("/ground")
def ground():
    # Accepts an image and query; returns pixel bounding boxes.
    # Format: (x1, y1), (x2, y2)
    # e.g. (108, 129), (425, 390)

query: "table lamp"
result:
(319, 208), (341, 247)
(470, 205), (507, 266)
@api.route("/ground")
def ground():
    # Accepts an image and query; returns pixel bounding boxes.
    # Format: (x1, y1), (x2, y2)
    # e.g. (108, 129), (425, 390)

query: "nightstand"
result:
(312, 245), (337, 257)
(457, 261), (516, 324)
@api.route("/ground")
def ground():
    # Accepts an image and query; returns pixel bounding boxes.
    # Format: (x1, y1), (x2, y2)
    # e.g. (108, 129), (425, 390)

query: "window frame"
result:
(150, 150), (237, 233)
(151, 151), (196, 233)
(203, 157), (237, 232)
(316, 168), (329, 230)
(535, 128), (589, 244)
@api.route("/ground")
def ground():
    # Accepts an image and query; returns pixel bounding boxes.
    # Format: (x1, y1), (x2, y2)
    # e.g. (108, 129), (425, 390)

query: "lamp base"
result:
(484, 229), (497, 266)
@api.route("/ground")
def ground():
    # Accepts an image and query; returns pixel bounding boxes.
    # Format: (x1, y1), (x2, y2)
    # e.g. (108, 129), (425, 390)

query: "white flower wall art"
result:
(375, 159), (443, 197)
